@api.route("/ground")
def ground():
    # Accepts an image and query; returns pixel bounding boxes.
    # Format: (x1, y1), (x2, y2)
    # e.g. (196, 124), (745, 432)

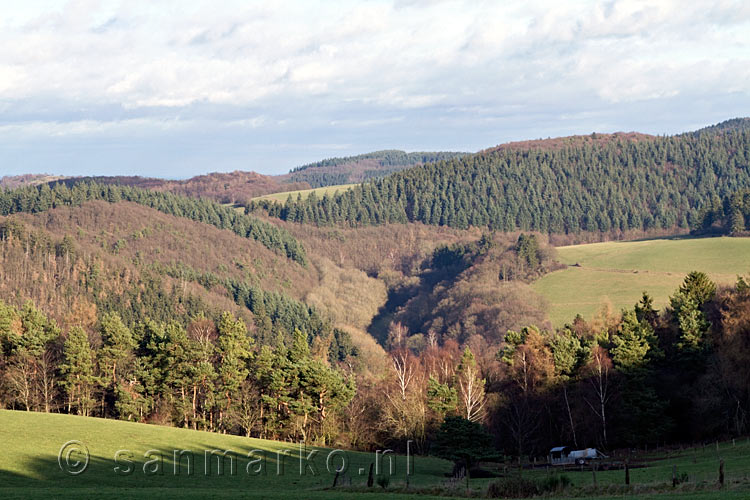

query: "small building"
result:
(549, 446), (571, 464)
(549, 446), (607, 465)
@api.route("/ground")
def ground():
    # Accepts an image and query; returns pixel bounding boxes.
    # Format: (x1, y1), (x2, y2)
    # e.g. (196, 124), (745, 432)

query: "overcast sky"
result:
(1, 0), (749, 178)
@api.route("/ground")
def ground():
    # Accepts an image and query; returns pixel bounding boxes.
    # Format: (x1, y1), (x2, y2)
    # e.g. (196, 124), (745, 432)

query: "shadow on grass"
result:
(1, 440), (441, 498)
(619, 233), (719, 244)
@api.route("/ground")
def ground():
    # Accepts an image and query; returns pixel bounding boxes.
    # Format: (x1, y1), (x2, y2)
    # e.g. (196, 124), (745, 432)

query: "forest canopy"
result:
(251, 129), (750, 234)
(0, 181), (307, 265)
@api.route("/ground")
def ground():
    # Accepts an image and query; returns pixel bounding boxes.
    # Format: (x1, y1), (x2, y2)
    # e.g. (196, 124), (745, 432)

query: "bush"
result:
(376, 476), (390, 489)
(486, 477), (539, 498)
(538, 474), (571, 492)
(486, 475), (571, 498)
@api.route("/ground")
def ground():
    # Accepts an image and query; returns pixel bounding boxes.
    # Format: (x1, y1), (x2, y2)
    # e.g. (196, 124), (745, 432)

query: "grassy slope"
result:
(0, 410), (452, 499)
(533, 236), (750, 325)
(252, 183), (358, 203)
(2, 411), (749, 499)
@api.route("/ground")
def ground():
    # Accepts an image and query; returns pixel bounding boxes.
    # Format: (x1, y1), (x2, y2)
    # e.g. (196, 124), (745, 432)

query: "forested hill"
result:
(55, 171), (310, 206)
(281, 150), (468, 188)
(251, 126), (750, 234)
(693, 117), (750, 135)
(0, 181), (307, 264)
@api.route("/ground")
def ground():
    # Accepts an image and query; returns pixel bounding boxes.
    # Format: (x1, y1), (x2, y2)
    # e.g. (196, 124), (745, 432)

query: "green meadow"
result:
(253, 183), (359, 203)
(534, 236), (750, 326)
(0, 410), (451, 499)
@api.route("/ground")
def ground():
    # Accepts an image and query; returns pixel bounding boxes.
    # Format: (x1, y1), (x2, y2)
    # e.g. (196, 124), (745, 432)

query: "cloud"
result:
(0, 0), (748, 177)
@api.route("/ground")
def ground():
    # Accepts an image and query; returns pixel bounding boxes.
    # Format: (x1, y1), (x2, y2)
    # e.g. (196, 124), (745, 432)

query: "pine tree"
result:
(60, 326), (96, 416)
(611, 310), (655, 373)
(98, 312), (135, 402)
(670, 272), (716, 359)
(216, 312), (254, 431)
(426, 376), (458, 419)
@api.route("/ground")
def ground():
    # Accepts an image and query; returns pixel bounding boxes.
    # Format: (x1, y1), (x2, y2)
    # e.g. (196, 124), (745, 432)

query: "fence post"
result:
(592, 463), (597, 488)
(719, 459), (725, 487)
(625, 459), (630, 486)
(672, 465), (677, 488)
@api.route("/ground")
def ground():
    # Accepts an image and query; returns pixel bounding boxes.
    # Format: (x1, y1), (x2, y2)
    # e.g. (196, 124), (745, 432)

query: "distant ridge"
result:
(0, 174), (67, 189)
(480, 131), (654, 155)
(281, 150), (468, 188)
(693, 117), (750, 135)
(4, 118), (747, 205)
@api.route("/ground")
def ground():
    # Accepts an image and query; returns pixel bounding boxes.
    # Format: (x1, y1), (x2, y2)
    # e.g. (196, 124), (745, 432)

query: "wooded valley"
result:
(2, 119), (750, 467)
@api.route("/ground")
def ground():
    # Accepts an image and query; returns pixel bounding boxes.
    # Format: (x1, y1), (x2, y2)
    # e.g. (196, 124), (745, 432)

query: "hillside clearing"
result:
(252, 183), (358, 203)
(533, 236), (750, 325)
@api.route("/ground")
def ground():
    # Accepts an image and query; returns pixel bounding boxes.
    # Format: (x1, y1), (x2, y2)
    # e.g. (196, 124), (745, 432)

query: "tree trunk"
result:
(563, 386), (578, 447)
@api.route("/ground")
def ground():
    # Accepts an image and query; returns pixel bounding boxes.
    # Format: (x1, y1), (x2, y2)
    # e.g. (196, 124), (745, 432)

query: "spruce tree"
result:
(60, 326), (96, 416)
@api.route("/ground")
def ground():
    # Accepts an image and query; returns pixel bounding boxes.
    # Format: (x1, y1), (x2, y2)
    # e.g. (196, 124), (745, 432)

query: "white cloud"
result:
(0, 0), (748, 176)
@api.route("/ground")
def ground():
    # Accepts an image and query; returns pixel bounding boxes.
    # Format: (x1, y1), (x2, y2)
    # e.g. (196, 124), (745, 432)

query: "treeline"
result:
(369, 271), (750, 456)
(286, 150), (468, 188)
(5, 244), (750, 455)
(252, 129), (750, 234)
(0, 302), (355, 444)
(0, 181), (307, 265)
(692, 188), (750, 235)
(485, 271), (750, 453)
(693, 117), (750, 136)
(290, 150), (469, 172)
(78, 171), (310, 207)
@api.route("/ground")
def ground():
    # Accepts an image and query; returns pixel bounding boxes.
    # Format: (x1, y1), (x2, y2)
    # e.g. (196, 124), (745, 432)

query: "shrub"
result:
(539, 474), (571, 492)
(486, 477), (539, 498)
(376, 476), (390, 489)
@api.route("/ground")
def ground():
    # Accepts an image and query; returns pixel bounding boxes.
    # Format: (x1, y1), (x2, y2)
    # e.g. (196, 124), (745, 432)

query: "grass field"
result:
(533, 236), (750, 326)
(252, 183), (358, 203)
(3, 410), (750, 499)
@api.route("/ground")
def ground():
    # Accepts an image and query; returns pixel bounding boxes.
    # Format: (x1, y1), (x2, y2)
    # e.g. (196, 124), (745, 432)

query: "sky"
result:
(1, 0), (749, 178)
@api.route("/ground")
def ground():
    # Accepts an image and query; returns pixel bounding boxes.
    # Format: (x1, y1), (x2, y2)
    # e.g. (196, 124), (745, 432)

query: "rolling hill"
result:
(5, 118), (750, 487)
(533, 236), (750, 325)
(252, 122), (750, 238)
(281, 150), (468, 188)
(1, 150), (468, 207)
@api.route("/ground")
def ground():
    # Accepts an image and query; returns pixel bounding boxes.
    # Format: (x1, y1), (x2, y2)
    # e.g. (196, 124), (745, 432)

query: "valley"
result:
(3, 119), (750, 500)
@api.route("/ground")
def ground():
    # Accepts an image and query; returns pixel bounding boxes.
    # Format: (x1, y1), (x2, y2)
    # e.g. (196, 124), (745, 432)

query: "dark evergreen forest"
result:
(253, 130), (750, 234)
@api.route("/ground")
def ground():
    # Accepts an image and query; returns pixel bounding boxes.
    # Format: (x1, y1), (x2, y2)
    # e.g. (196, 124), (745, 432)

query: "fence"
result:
(496, 437), (750, 490)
